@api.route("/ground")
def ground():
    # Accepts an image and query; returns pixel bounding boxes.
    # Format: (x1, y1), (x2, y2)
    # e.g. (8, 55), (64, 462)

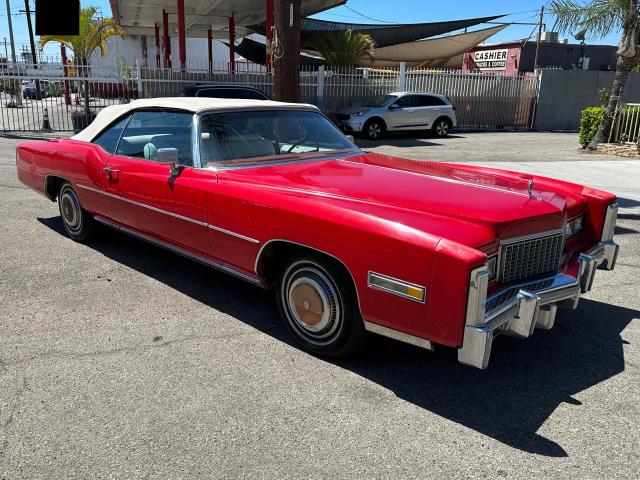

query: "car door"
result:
(103, 110), (215, 258)
(416, 95), (448, 128)
(386, 95), (419, 130)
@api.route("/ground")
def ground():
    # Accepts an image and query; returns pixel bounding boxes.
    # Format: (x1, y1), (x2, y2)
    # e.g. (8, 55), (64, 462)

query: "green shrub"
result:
(579, 106), (605, 147)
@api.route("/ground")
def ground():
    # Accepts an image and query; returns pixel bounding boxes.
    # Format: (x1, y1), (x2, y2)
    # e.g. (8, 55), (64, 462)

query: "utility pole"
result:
(4, 0), (17, 65)
(273, 0), (301, 102)
(533, 5), (544, 71)
(24, 0), (40, 98)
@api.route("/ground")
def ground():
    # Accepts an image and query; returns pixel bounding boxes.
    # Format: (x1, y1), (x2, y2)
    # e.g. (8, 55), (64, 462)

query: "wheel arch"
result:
(363, 116), (387, 129)
(434, 115), (453, 128)
(43, 174), (71, 201)
(255, 239), (362, 311)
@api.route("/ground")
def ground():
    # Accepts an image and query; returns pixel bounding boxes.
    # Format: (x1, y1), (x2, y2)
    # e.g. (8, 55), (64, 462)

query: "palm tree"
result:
(305, 29), (376, 67)
(551, 0), (640, 149)
(40, 7), (125, 115)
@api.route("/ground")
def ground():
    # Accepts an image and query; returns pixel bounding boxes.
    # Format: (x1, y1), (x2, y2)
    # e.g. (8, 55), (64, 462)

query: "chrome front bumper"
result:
(458, 241), (619, 369)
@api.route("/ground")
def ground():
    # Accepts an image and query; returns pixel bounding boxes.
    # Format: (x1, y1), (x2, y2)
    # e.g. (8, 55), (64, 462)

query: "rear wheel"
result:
(363, 118), (386, 140)
(276, 254), (365, 357)
(58, 183), (95, 242)
(432, 117), (452, 137)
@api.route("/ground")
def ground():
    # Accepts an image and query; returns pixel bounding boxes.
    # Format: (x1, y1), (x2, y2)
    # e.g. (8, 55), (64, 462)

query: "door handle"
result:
(104, 167), (119, 182)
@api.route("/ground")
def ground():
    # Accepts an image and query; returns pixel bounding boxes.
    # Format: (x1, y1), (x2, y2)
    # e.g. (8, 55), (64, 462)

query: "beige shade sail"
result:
(305, 24), (508, 68)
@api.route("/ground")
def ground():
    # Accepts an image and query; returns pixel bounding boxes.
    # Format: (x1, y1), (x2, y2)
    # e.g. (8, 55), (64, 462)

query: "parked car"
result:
(336, 91), (457, 140)
(16, 98), (619, 369)
(180, 84), (271, 100)
(22, 79), (51, 99)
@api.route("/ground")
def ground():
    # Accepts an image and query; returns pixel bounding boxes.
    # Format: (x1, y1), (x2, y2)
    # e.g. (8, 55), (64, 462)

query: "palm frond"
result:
(550, 0), (636, 39)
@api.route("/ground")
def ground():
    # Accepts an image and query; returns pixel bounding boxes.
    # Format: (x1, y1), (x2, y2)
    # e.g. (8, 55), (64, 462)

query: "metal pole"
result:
(265, 0), (273, 72)
(228, 15), (235, 74)
(207, 27), (213, 72)
(176, 0), (186, 71)
(24, 0), (41, 99)
(154, 23), (160, 68)
(61, 44), (71, 105)
(162, 9), (170, 69)
(5, 0), (17, 65)
(533, 5), (544, 71)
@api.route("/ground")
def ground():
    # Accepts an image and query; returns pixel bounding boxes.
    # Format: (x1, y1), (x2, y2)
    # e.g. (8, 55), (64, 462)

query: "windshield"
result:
(199, 110), (359, 168)
(363, 94), (397, 107)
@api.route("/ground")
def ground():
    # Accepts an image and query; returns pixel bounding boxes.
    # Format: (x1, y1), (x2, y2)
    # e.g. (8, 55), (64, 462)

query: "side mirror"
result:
(157, 147), (183, 176)
(345, 134), (355, 144)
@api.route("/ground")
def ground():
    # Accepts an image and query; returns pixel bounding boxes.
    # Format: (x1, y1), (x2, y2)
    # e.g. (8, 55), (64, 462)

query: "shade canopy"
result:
(249, 15), (505, 47)
(359, 24), (510, 68)
(109, 0), (345, 38)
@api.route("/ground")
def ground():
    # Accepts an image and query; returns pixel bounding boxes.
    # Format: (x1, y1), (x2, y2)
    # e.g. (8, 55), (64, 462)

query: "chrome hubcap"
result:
(283, 264), (342, 345)
(60, 187), (82, 234)
(436, 122), (448, 136)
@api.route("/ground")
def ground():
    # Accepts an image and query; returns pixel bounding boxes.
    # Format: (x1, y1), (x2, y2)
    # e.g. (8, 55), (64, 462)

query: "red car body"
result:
(16, 100), (620, 368)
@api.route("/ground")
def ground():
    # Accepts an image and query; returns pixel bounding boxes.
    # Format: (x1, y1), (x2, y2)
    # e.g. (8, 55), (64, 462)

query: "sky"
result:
(0, 0), (623, 60)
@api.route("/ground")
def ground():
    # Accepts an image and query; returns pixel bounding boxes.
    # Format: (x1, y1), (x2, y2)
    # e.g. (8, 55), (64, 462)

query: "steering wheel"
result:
(286, 139), (319, 153)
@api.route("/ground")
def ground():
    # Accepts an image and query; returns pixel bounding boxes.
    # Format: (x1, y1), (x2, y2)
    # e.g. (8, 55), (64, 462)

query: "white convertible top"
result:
(71, 97), (319, 142)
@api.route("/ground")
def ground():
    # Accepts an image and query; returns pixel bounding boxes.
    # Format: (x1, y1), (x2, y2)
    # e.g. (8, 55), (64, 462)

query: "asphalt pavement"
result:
(1, 132), (638, 479)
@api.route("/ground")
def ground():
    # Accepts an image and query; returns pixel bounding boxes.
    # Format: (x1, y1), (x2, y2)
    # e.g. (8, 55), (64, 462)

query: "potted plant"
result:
(71, 108), (97, 133)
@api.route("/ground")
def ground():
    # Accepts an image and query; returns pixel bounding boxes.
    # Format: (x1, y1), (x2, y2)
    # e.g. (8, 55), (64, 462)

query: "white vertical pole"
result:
(316, 65), (324, 110)
(136, 59), (143, 99)
(397, 61), (406, 91)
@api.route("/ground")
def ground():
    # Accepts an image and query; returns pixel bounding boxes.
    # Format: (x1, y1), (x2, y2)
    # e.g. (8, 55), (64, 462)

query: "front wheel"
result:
(362, 119), (386, 140)
(58, 183), (95, 242)
(276, 255), (365, 357)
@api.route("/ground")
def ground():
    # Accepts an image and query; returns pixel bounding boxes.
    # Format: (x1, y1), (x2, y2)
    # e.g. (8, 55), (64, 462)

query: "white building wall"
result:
(89, 35), (241, 74)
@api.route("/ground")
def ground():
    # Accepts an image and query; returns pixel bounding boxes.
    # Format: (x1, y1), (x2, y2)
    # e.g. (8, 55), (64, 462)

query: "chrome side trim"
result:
(601, 203), (618, 242)
(94, 215), (265, 288)
(77, 184), (207, 227)
(254, 239), (362, 312)
(367, 271), (426, 303)
(191, 113), (202, 169)
(207, 224), (260, 244)
(340, 159), (534, 199)
(363, 321), (433, 351)
(76, 184), (259, 244)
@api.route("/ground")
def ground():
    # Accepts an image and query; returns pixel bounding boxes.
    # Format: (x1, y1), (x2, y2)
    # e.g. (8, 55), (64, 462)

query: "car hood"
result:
(219, 152), (578, 249)
(336, 106), (371, 115)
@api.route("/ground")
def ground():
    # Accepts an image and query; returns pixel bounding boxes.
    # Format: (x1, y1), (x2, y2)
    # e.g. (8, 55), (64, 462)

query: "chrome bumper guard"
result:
(458, 241), (619, 369)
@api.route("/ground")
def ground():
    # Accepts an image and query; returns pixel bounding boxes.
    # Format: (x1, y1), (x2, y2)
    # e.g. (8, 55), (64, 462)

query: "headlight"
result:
(350, 111), (366, 118)
(565, 215), (585, 239)
(487, 254), (498, 280)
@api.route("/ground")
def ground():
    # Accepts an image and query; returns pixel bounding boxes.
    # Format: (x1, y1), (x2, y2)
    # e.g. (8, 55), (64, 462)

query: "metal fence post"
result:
(397, 61), (406, 91)
(136, 59), (143, 99)
(316, 65), (324, 110)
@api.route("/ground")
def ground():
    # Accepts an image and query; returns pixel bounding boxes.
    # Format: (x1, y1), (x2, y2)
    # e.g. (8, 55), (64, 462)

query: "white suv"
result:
(336, 91), (457, 140)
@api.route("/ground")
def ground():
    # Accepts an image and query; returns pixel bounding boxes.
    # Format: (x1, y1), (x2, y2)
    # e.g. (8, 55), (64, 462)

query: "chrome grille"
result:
(499, 231), (564, 283)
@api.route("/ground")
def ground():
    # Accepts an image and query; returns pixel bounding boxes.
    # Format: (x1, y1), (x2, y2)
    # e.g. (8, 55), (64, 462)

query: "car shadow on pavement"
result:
(38, 216), (638, 458)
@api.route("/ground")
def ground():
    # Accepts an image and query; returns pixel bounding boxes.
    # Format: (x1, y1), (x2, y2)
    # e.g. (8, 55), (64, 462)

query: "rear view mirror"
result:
(389, 104), (400, 110)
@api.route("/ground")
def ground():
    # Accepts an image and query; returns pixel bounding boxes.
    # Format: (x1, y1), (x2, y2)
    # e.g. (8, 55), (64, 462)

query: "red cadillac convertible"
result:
(16, 98), (619, 368)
